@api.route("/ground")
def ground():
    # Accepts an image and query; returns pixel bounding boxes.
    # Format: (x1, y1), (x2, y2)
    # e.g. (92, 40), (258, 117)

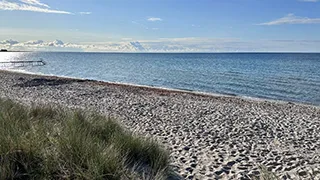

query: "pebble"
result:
(227, 161), (236, 167)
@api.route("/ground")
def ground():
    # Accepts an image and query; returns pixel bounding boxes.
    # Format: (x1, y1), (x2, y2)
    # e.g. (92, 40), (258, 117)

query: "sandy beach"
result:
(0, 70), (319, 179)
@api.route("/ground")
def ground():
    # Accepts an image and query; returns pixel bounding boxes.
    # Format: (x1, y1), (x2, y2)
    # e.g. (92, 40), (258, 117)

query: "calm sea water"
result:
(1, 52), (320, 105)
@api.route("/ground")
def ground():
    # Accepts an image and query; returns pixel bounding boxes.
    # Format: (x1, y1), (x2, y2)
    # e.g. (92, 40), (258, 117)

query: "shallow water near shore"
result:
(1, 52), (320, 105)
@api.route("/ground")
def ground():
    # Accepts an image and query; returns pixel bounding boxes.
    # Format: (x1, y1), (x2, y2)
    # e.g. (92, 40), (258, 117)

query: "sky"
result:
(1, 0), (320, 52)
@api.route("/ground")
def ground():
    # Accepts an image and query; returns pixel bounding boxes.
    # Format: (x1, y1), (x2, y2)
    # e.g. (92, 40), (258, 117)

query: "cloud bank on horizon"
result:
(1, 38), (320, 52)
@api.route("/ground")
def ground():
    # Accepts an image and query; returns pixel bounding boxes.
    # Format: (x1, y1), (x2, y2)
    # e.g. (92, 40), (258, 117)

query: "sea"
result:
(1, 52), (320, 106)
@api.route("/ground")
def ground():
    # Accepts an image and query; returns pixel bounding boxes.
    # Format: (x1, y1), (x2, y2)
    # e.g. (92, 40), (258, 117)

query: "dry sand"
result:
(0, 70), (320, 179)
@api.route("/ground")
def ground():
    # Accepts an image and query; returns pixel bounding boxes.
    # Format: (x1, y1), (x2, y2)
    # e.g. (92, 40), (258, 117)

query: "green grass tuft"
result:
(0, 98), (171, 179)
(258, 165), (279, 180)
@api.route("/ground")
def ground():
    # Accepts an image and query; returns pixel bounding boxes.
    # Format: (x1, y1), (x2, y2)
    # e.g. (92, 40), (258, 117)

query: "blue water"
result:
(1, 52), (320, 105)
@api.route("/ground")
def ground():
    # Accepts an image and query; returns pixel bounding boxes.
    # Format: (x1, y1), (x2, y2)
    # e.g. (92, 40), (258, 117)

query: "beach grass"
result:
(258, 166), (279, 180)
(0, 98), (171, 179)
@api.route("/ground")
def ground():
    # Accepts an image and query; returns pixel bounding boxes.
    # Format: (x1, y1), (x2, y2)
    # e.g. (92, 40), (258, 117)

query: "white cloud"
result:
(48, 39), (64, 46)
(79, 11), (91, 15)
(24, 40), (44, 45)
(147, 17), (163, 22)
(13, 39), (64, 47)
(0, 0), (72, 14)
(129, 42), (145, 51)
(0, 39), (150, 52)
(19, 0), (49, 8)
(0, 39), (19, 45)
(258, 13), (320, 25)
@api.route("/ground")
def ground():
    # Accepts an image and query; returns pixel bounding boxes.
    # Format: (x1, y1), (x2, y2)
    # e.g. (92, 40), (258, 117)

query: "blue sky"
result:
(1, 0), (320, 52)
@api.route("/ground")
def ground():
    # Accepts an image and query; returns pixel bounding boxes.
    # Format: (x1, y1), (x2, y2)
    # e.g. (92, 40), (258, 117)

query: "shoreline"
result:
(1, 69), (320, 179)
(1, 69), (318, 108)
